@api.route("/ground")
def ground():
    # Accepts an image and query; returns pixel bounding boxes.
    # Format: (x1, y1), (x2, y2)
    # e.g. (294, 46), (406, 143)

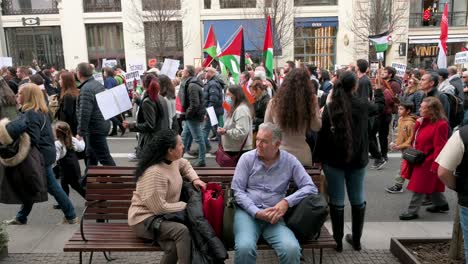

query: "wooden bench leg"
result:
(79, 252), (82, 264)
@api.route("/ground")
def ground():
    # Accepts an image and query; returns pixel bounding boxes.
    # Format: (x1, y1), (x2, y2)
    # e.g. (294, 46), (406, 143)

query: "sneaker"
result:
(128, 153), (138, 162)
(373, 158), (387, 170)
(186, 150), (199, 158)
(190, 160), (206, 167)
(426, 204), (449, 213)
(399, 212), (419, 221)
(62, 217), (79, 224)
(385, 184), (403, 194)
(209, 136), (218, 141)
(3, 218), (25, 225)
(53, 204), (61, 210)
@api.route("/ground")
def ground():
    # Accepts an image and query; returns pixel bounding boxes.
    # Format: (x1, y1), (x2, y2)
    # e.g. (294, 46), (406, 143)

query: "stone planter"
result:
(0, 246), (7, 259)
(390, 237), (454, 264)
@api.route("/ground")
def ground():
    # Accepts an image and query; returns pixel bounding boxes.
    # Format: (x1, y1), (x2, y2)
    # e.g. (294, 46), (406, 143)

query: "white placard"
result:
(93, 73), (104, 85)
(376, 52), (384, 61)
(206, 106), (218, 126)
(0, 57), (12, 67)
(96, 84), (132, 120)
(102, 59), (117, 68)
(127, 61), (146, 76)
(455, 51), (468, 65)
(391, 62), (407, 78)
(125, 71), (140, 83)
(160, 59), (180, 79)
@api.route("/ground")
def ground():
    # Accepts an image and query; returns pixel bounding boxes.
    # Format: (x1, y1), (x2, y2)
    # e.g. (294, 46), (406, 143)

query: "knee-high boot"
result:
(329, 204), (344, 252)
(345, 202), (366, 251)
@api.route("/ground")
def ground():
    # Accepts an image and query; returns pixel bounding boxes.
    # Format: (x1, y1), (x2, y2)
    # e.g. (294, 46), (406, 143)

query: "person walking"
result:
(314, 71), (385, 252)
(56, 71), (80, 136)
(401, 77), (424, 116)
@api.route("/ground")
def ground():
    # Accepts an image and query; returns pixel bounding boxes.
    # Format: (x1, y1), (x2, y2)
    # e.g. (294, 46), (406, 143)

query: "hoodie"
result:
(395, 115), (417, 150)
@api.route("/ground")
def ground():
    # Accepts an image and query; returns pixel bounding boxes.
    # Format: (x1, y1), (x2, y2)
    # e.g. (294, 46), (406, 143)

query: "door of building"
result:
(4, 26), (64, 69)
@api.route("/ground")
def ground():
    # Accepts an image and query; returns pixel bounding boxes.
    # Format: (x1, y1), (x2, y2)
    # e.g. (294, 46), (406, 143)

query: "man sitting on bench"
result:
(231, 122), (318, 264)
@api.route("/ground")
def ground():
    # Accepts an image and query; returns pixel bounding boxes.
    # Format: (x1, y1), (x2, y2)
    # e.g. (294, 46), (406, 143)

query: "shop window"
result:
(409, 0), (467, 27)
(86, 23), (125, 69)
(1, 0), (58, 15)
(407, 42), (468, 69)
(294, 25), (337, 70)
(83, 0), (121, 12)
(144, 21), (184, 64)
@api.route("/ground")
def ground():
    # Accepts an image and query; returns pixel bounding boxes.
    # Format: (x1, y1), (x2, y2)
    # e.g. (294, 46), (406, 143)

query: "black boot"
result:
(345, 202), (366, 251)
(329, 204), (344, 252)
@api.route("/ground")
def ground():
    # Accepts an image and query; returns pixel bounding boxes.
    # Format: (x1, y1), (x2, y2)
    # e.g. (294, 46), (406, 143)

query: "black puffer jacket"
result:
(181, 182), (227, 264)
(182, 77), (205, 122)
(253, 92), (271, 132)
(77, 77), (110, 136)
(203, 78), (224, 117)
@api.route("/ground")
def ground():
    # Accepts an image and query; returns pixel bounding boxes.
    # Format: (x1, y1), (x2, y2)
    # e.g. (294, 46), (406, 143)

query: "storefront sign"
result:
(455, 51), (468, 64)
(391, 63), (407, 78)
(414, 45), (438, 57)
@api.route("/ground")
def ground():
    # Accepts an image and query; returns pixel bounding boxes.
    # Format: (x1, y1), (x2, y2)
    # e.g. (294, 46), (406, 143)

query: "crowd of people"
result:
(1, 57), (468, 263)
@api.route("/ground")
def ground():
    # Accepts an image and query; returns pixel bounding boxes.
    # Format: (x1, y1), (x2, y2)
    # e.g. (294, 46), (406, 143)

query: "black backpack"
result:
(443, 92), (464, 128)
(285, 194), (329, 241)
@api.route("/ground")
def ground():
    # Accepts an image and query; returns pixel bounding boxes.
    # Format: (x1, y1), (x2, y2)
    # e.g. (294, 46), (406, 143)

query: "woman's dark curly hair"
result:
(328, 71), (355, 162)
(134, 129), (179, 180)
(272, 67), (317, 133)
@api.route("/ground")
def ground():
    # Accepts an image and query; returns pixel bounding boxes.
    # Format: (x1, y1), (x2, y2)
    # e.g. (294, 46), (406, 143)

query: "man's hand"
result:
(265, 199), (289, 224)
(255, 208), (276, 223)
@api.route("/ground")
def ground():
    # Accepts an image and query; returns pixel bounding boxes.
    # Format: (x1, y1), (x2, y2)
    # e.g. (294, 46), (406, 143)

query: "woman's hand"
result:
(192, 179), (206, 191)
(217, 127), (226, 135)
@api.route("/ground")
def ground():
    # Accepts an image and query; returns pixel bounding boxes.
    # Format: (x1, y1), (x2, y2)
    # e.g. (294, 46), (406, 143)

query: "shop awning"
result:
(409, 35), (468, 44)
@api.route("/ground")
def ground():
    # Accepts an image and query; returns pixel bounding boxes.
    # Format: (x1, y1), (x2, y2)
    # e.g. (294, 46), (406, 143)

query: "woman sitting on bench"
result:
(128, 129), (206, 264)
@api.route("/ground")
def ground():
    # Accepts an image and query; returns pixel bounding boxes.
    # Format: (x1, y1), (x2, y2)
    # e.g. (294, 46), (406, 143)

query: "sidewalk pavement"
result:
(0, 221), (453, 263)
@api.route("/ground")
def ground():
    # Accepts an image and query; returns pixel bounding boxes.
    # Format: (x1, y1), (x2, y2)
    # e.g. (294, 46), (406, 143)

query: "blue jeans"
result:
(323, 164), (366, 207)
(459, 206), (468, 261)
(16, 165), (76, 223)
(181, 120), (206, 162)
(233, 208), (301, 264)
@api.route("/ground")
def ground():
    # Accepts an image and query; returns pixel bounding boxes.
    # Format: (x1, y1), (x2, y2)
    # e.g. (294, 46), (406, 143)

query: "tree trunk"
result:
(449, 204), (464, 260)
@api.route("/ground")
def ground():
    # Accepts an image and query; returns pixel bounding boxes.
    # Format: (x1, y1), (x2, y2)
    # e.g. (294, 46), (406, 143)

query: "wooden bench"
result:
(63, 166), (335, 264)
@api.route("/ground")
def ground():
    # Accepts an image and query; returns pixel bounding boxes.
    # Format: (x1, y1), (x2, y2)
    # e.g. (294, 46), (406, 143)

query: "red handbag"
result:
(202, 183), (224, 238)
(215, 135), (249, 167)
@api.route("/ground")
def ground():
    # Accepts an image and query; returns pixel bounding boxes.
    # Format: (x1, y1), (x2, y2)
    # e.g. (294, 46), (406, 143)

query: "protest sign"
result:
(125, 71), (140, 82)
(96, 84), (132, 120)
(127, 61), (146, 75)
(93, 72), (104, 85)
(376, 52), (384, 61)
(391, 62), (407, 78)
(0, 57), (12, 67)
(455, 51), (468, 65)
(160, 59), (180, 79)
(206, 107), (218, 126)
(102, 59), (117, 68)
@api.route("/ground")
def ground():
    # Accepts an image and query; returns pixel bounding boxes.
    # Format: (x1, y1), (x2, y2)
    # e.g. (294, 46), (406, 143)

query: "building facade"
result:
(0, 0), (466, 71)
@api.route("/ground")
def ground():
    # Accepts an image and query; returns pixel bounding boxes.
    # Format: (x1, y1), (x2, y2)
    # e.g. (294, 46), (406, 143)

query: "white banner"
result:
(96, 84), (132, 120)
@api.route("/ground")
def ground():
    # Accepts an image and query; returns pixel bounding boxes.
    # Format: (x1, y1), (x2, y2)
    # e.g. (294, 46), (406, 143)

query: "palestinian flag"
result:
(263, 15), (274, 79)
(217, 41), (228, 76)
(218, 26), (245, 84)
(245, 53), (253, 65)
(202, 25), (217, 67)
(369, 31), (391, 53)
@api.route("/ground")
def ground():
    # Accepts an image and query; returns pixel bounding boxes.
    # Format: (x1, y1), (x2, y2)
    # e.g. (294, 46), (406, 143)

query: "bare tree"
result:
(347, 0), (407, 41)
(128, 0), (188, 62)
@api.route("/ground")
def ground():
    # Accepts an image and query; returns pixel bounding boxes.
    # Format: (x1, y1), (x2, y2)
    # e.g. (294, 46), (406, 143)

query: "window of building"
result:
(1, 0), (58, 15)
(294, 0), (337, 6)
(220, 0), (256, 8)
(83, 0), (121, 12)
(144, 21), (183, 64)
(4, 27), (64, 69)
(408, 41), (468, 69)
(85, 23), (125, 69)
(409, 0), (467, 27)
(142, 0), (181, 10)
(294, 18), (337, 71)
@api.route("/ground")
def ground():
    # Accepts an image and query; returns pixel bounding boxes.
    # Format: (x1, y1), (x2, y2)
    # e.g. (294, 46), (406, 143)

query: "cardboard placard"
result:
(96, 84), (132, 120)
(391, 62), (407, 78)
(455, 51), (468, 65)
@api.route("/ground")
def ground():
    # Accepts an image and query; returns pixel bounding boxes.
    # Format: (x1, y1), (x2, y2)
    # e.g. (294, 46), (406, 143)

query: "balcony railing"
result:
(1, 0), (58, 15)
(219, 0), (256, 8)
(83, 0), (121, 13)
(294, 0), (338, 6)
(409, 11), (468, 27)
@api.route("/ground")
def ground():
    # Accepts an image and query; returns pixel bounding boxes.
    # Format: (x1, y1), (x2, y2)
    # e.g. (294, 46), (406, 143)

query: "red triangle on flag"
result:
(219, 27), (243, 57)
(203, 25), (217, 50)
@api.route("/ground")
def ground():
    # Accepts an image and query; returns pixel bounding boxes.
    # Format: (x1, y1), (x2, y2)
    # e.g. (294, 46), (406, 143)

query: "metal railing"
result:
(83, 0), (121, 13)
(409, 11), (468, 27)
(219, 0), (256, 8)
(1, 0), (58, 15)
(294, 0), (338, 6)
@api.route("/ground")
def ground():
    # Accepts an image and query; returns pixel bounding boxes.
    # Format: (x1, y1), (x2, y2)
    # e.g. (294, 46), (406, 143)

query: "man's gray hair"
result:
(259, 122), (282, 143)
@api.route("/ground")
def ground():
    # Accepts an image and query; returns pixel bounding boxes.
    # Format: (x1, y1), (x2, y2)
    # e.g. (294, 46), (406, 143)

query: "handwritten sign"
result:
(455, 51), (468, 65)
(124, 71), (140, 82)
(127, 61), (146, 75)
(206, 106), (218, 126)
(93, 73), (104, 85)
(96, 84), (132, 120)
(160, 59), (180, 79)
(391, 62), (407, 78)
(102, 59), (117, 68)
(0, 57), (12, 67)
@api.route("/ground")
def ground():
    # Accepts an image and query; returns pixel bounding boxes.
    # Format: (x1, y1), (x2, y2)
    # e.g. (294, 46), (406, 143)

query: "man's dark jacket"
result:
(182, 77), (205, 122)
(77, 77), (110, 136)
(203, 77), (224, 117)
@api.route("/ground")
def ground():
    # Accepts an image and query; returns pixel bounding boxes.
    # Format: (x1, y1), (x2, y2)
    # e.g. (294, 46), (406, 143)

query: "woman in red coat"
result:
(400, 97), (449, 220)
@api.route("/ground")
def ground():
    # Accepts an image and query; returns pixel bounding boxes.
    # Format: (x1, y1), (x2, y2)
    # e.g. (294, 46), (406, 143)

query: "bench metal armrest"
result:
(80, 200), (106, 241)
